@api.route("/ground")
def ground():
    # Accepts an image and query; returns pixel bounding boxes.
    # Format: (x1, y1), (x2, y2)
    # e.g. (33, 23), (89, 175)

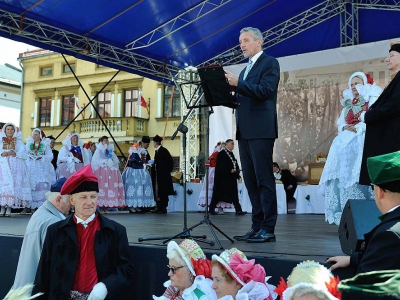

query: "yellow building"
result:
(19, 50), (182, 164)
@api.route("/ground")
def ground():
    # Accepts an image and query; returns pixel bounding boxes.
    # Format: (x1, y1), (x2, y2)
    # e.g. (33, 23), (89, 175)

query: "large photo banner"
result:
(216, 38), (396, 182)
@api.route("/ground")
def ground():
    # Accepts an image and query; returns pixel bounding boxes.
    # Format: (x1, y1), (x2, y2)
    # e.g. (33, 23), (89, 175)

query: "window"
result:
(39, 97), (52, 127)
(124, 88), (139, 117)
(61, 95), (75, 125)
(63, 63), (75, 73)
(379, 71), (386, 85)
(163, 85), (181, 117)
(41, 66), (53, 76)
(97, 91), (111, 118)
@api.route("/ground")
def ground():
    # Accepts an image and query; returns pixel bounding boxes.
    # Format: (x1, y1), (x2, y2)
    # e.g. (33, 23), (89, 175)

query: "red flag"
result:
(140, 95), (147, 108)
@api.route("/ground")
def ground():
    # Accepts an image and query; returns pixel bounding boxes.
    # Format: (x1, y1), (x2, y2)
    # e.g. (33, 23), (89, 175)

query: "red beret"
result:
(60, 164), (99, 195)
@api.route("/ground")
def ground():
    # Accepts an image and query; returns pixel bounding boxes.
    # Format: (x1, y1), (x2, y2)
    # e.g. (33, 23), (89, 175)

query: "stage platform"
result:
(0, 211), (354, 299)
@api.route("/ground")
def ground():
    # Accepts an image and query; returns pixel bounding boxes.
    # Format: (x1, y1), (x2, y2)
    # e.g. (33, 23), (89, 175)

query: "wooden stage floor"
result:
(0, 211), (344, 262)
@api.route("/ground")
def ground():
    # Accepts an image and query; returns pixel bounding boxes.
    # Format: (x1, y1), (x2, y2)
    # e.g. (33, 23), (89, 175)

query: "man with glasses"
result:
(359, 40), (400, 185)
(327, 150), (400, 274)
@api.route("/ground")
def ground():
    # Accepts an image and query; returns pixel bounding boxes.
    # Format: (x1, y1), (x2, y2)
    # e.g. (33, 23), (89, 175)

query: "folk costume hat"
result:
(142, 135), (150, 143)
(153, 135), (163, 143)
(50, 177), (67, 192)
(32, 128), (46, 140)
(212, 248), (266, 286)
(367, 150), (400, 185)
(60, 164), (99, 195)
(167, 239), (212, 279)
(275, 260), (341, 300)
(338, 270), (400, 300)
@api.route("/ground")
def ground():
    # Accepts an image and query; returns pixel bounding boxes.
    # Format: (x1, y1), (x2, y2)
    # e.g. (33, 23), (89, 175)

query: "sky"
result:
(0, 37), (38, 68)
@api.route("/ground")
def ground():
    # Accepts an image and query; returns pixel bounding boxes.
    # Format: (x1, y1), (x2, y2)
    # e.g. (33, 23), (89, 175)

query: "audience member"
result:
(275, 260), (340, 300)
(33, 165), (134, 299)
(327, 150), (400, 274)
(211, 248), (276, 299)
(13, 178), (69, 289)
(153, 239), (216, 299)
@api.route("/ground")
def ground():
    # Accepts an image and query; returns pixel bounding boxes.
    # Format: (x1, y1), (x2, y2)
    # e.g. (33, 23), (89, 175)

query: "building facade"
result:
(0, 63), (22, 127)
(19, 50), (183, 165)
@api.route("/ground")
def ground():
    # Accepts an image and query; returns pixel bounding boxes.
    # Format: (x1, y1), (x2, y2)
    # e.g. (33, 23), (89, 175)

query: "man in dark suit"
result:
(225, 27), (280, 243)
(151, 134), (174, 214)
(327, 150), (400, 274)
(47, 135), (58, 170)
(273, 162), (297, 203)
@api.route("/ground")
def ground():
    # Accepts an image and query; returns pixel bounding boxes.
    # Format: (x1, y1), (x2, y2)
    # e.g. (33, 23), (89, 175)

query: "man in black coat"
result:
(47, 135), (58, 170)
(359, 41), (400, 185)
(151, 134), (174, 214)
(328, 150), (400, 274)
(33, 165), (134, 299)
(273, 162), (297, 202)
(208, 139), (246, 215)
(225, 27), (280, 243)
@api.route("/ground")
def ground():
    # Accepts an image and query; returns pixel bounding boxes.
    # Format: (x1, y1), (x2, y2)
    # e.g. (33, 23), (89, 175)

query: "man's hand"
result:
(88, 282), (108, 300)
(224, 70), (238, 87)
(343, 125), (357, 133)
(326, 256), (350, 271)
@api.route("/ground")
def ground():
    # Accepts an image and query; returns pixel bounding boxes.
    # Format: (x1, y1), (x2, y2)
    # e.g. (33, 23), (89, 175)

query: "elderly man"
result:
(13, 178), (69, 289)
(33, 165), (134, 299)
(327, 150), (400, 274)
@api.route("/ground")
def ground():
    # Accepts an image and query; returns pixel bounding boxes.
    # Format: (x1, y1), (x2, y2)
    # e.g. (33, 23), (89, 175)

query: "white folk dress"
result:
(0, 123), (32, 208)
(26, 137), (56, 209)
(57, 133), (87, 179)
(92, 143), (126, 208)
(319, 72), (382, 225)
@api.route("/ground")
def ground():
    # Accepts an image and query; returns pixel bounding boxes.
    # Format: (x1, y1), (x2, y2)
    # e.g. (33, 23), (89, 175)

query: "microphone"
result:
(215, 50), (241, 60)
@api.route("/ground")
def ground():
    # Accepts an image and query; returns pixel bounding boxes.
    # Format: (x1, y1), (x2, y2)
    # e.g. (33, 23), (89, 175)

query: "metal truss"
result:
(198, 0), (400, 67)
(126, 0), (232, 50)
(340, 1), (359, 47)
(0, 9), (183, 83)
(174, 70), (201, 181)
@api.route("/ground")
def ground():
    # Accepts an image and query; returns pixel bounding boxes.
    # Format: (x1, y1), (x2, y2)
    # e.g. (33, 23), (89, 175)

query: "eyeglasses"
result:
(386, 54), (400, 59)
(371, 183), (386, 192)
(167, 265), (185, 274)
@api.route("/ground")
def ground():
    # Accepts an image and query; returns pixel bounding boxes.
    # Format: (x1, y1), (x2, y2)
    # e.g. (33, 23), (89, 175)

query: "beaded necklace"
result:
(223, 147), (237, 172)
(30, 142), (44, 154)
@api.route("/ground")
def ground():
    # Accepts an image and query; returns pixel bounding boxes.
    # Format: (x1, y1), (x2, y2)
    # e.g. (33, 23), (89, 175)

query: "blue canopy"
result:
(1, 0), (400, 84)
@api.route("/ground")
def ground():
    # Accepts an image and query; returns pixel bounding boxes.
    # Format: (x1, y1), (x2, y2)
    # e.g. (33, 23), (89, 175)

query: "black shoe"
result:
(247, 230), (276, 243)
(235, 211), (247, 216)
(151, 208), (161, 213)
(155, 209), (167, 214)
(233, 229), (258, 241)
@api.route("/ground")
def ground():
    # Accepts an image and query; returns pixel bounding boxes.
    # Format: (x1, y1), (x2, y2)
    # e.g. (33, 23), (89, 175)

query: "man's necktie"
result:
(243, 60), (253, 80)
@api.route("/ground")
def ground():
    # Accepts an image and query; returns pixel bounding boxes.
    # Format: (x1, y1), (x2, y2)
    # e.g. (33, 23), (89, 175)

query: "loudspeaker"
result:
(338, 199), (381, 255)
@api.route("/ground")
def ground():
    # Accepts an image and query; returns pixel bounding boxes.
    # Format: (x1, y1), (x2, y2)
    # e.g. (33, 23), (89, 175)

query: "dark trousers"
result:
(238, 138), (277, 233)
(157, 195), (169, 211)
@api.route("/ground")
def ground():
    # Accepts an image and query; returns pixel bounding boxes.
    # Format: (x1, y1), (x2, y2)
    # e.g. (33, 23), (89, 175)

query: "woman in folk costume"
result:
(83, 141), (96, 165)
(198, 142), (234, 212)
(211, 248), (277, 300)
(319, 72), (382, 225)
(91, 136), (125, 211)
(0, 122), (32, 217)
(122, 142), (155, 213)
(57, 133), (87, 179)
(153, 239), (217, 300)
(275, 260), (341, 300)
(25, 128), (56, 210)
